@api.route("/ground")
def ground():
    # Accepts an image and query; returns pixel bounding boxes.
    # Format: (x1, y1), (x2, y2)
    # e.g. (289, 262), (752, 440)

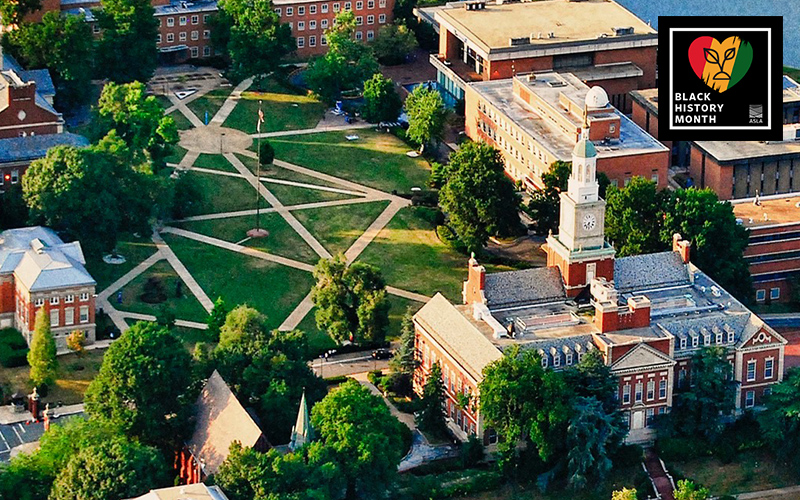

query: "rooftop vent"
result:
(546, 80), (566, 87)
(510, 37), (530, 46)
(613, 26), (635, 36)
(30, 238), (47, 254)
(548, 31), (555, 38)
(464, 0), (486, 10)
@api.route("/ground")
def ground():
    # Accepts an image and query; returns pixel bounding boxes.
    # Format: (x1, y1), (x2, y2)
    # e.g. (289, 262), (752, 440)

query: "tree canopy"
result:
(84, 321), (194, 449)
(759, 367), (800, 468)
(566, 397), (620, 489)
(439, 141), (522, 252)
(404, 85), (446, 152)
(0, 0), (41, 26)
(604, 176), (664, 257)
(524, 160), (570, 235)
(362, 73), (402, 123)
(28, 308), (57, 387)
(371, 23), (418, 65)
(94, 0), (159, 83)
(417, 362), (448, 437)
(312, 254), (389, 344)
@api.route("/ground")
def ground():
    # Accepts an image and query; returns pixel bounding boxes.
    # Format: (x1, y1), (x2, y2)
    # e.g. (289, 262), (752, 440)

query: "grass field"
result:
(165, 144), (188, 165)
(358, 207), (520, 301)
(293, 201), (390, 256)
(224, 89), (325, 134)
(193, 153), (238, 173)
(116, 259), (209, 322)
(84, 235), (159, 292)
(169, 110), (194, 131)
(270, 129), (431, 193)
(235, 154), (343, 189)
(163, 234), (316, 331)
(189, 171), (267, 214)
(187, 87), (233, 124)
(174, 213), (320, 265)
(0, 349), (106, 405)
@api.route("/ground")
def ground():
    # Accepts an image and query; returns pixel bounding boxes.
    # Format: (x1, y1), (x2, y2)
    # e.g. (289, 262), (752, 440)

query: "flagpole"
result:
(256, 100), (262, 233)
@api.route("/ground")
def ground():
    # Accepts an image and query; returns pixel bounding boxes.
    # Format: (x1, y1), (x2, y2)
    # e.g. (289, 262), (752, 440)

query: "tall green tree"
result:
(312, 254), (389, 344)
(371, 22), (418, 65)
(404, 84), (445, 153)
(362, 73), (402, 123)
(439, 141), (521, 252)
(217, 304), (268, 349)
(604, 176), (664, 257)
(566, 397), (621, 490)
(759, 367), (800, 468)
(27, 308), (57, 387)
(311, 380), (406, 499)
(0, 0), (41, 25)
(563, 349), (619, 414)
(206, 296), (230, 342)
(524, 160), (571, 235)
(214, 0), (294, 82)
(417, 362), (447, 437)
(389, 308), (417, 375)
(1, 12), (94, 110)
(305, 11), (378, 103)
(84, 322), (193, 449)
(94, 0), (158, 82)
(49, 438), (168, 500)
(0, 183), (29, 230)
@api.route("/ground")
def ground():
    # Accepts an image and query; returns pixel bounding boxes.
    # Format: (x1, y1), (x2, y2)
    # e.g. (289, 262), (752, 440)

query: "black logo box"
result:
(657, 16), (782, 141)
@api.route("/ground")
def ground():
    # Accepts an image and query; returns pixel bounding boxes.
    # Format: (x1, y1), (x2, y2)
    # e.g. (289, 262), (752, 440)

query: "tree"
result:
(94, 0), (159, 83)
(669, 346), (737, 442)
(525, 160), (570, 235)
(674, 480), (710, 500)
(389, 308), (417, 375)
(49, 438), (168, 500)
(259, 140), (275, 166)
(0, 0), (41, 25)
(305, 11), (379, 103)
(566, 397), (620, 489)
(479, 346), (570, 467)
(84, 321), (193, 449)
(404, 84), (446, 153)
(759, 367), (800, 468)
(0, 183), (29, 230)
(28, 308), (57, 387)
(605, 176), (665, 257)
(312, 254), (389, 344)
(206, 296), (230, 341)
(214, 0), (294, 82)
(612, 488), (638, 500)
(95, 81), (178, 171)
(371, 23), (418, 65)
(362, 73), (402, 123)
(65, 330), (86, 357)
(22, 135), (157, 253)
(417, 362), (447, 437)
(439, 141), (521, 252)
(311, 380), (406, 499)
(563, 349), (619, 414)
(1, 12), (94, 110)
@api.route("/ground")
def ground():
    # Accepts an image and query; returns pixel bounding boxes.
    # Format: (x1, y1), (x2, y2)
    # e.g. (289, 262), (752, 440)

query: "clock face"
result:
(582, 214), (596, 231)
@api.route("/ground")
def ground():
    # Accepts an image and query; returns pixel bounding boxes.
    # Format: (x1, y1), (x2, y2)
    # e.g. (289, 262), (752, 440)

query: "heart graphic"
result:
(688, 36), (753, 93)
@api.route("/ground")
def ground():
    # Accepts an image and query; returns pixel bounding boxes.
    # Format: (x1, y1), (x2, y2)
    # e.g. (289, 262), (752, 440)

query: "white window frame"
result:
(298, 21), (305, 30)
(333, 2), (340, 11)
(366, 30), (374, 40)
(368, 0), (374, 7)
(298, 5), (305, 15)
(191, 14), (199, 24)
(765, 358), (774, 379)
(167, 33), (175, 43)
(157, 34), (162, 43)
(716, 332), (723, 344)
(756, 289), (766, 301)
(309, 35), (316, 46)
(356, 0), (363, 8)
(379, 0), (385, 6)
(190, 46), (198, 57)
(321, 3), (328, 12)
(622, 384), (631, 404)
(203, 46), (211, 56)
(65, 294), (74, 304)
(679, 337), (687, 350)
(553, 353), (560, 368)
(344, 2), (351, 10)
(692, 335), (699, 348)
(727, 331), (735, 343)
(309, 20), (316, 29)
(367, 14), (374, 24)
(356, 15), (362, 25)
(179, 32), (187, 41)
(167, 17), (175, 27)
(770, 287), (781, 300)
(203, 14), (210, 23)
(80, 306), (89, 324)
(745, 390), (755, 408)
(747, 359), (757, 382)
(50, 309), (59, 328)
(65, 307), (75, 326)
(321, 35), (327, 45)
(34, 298), (44, 307)
(321, 19), (329, 28)
(179, 15), (187, 26)
(646, 380), (655, 401)
(309, 5), (316, 13)
(286, 6), (293, 15)
(659, 379), (667, 399)
(204, 29), (210, 39)
(275, 7), (281, 15)
(378, 13), (386, 23)
(191, 30), (199, 40)
(50, 297), (59, 305)
(566, 352), (573, 365)
(355, 30), (362, 40)
(635, 382), (643, 403)
(80, 292), (90, 301)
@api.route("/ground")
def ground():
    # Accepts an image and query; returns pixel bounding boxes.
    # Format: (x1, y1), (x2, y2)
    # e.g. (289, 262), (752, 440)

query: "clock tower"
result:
(545, 91), (616, 297)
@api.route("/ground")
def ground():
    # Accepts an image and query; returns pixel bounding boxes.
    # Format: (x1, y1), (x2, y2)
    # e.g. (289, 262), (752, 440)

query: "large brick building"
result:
(0, 227), (97, 351)
(465, 71), (668, 191)
(418, 0), (657, 113)
(413, 120), (786, 445)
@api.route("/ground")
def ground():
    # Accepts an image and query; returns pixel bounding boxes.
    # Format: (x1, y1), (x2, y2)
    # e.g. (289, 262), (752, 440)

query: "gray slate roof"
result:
(613, 251), (689, 292)
(514, 333), (595, 367)
(484, 267), (565, 308)
(0, 133), (89, 164)
(1, 51), (59, 117)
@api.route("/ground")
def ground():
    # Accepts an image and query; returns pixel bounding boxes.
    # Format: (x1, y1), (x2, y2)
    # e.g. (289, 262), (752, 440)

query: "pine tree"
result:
(417, 362), (447, 438)
(206, 296), (229, 342)
(28, 308), (58, 387)
(389, 308), (417, 375)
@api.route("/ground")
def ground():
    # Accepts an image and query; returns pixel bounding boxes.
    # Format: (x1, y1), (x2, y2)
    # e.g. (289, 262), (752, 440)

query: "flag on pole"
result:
(257, 106), (264, 133)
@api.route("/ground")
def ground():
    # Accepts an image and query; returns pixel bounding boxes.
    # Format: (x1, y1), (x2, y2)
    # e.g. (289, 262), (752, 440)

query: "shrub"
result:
(324, 375), (350, 385)
(436, 225), (467, 253)
(461, 434), (485, 467)
(367, 369), (384, 387)
(656, 436), (710, 462)
(0, 327), (29, 368)
(392, 396), (422, 415)
(381, 371), (412, 396)
(410, 190), (439, 207)
(613, 444), (645, 467)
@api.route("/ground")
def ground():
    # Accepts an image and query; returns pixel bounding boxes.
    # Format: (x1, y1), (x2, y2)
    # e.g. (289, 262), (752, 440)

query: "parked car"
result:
(371, 348), (392, 360)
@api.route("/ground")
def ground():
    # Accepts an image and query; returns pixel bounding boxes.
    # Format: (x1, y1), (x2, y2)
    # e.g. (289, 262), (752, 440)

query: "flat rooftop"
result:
(693, 139), (800, 163)
(630, 88), (659, 116)
(733, 194), (800, 228)
(435, 0), (656, 52)
(470, 73), (668, 160)
(785, 75), (800, 104)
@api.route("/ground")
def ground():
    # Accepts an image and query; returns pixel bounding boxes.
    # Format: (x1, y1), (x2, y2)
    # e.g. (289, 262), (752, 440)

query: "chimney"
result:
(594, 300), (619, 333)
(672, 233), (691, 263)
(463, 253), (487, 305)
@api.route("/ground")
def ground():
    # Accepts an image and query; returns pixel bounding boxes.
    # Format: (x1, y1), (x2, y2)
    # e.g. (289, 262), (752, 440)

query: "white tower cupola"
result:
(567, 99), (599, 204)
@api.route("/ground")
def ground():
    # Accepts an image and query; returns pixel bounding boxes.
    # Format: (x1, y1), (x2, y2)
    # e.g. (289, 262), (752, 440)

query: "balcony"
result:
(429, 54), (485, 91)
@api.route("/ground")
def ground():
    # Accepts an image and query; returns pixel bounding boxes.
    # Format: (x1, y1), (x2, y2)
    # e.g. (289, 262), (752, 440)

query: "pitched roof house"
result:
(126, 483), (231, 500)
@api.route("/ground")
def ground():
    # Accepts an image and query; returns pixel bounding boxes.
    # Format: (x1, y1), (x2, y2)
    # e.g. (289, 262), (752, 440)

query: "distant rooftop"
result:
(126, 484), (230, 500)
(153, 0), (219, 16)
(434, 0), (656, 55)
(784, 75), (800, 104)
(732, 193), (800, 228)
(693, 139), (800, 164)
(0, 133), (89, 165)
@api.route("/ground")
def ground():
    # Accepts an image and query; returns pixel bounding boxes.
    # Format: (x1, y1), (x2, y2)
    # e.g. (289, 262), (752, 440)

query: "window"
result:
(321, 19), (329, 28)
(191, 14), (199, 24)
(646, 380), (655, 401)
(745, 390), (755, 408)
(298, 6), (305, 15)
(378, 13), (385, 22)
(679, 337), (687, 350)
(379, 0), (385, 6)
(646, 408), (655, 426)
(179, 32), (187, 41)
(727, 331), (735, 343)
(344, 2), (351, 10)
(191, 30), (199, 40)
(309, 35), (316, 46)
(204, 14), (210, 23)
(321, 35), (327, 45)
(609, 123), (616, 133)
(771, 287), (781, 300)
(541, 355), (548, 368)
(179, 16), (187, 26)
(764, 387), (773, 397)
(65, 294), (74, 304)
(286, 6), (293, 15)
(80, 292), (89, 301)
(309, 5), (316, 13)
(204, 29), (210, 39)
(659, 379), (667, 399)
(635, 382), (643, 403)
(80, 306), (89, 324)
(566, 352), (573, 365)
(50, 309), (59, 327)
(756, 289), (766, 301)
(765, 358), (774, 379)
(190, 47), (198, 57)
(355, 30), (362, 40)
(167, 17), (174, 27)
(622, 384), (631, 404)
(203, 46), (211, 57)
(366, 30), (374, 40)
(309, 20), (316, 29)
(651, 173), (659, 185)
(368, 0), (374, 7)
(296, 36), (304, 47)
(704, 333), (710, 346)
(275, 7), (281, 15)
(321, 3), (329, 12)
(692, 335), (699, 348)
(356, 15), (362, 25)
(167, 33), (175, 42)
(65, 308), (74, 326)
(553, 353), (560, 368)
(356, 0), (363, 8)
(298, 21), (305, 30)
(747, 359), (757, 382)
(93, 24), (100, 34)
(156, 34), (162, 43)
(333, 2), (340, 11)
(367, 14), (374, 24)
(34, 298), (44, 307)
(678, 368), (687, 388)
(50, 296), (59, 305)
(716, 331), (723, 344)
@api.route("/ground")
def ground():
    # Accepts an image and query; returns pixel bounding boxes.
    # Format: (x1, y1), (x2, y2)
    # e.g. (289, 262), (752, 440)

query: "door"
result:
(632, 411), (644, 430)
(586, 262), (596, 284)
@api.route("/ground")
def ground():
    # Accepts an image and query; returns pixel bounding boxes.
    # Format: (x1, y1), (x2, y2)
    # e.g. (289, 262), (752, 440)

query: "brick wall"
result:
(0, 83), (61, 139)
(156, 10), (216, 59)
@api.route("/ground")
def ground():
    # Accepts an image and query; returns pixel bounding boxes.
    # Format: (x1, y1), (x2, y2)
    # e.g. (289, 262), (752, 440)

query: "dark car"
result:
(371, 348), (392, 360)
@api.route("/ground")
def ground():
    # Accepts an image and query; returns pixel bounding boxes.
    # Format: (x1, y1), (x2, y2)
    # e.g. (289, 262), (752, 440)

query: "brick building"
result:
(0, 227), (97, 351)
(413, 120), (786, 445)
(465, 71), (668, 190)
(417, 0), (657, 113)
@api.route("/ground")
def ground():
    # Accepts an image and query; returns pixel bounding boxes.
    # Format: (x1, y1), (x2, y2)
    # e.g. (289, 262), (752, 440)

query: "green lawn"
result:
(358, 207), (520, 301)
(223, 89), (325, 134)
(296, 308), (338, 355)
(165, 144), (188, 165)
(270, 129), (431, 193)
(235, 154), (341, 188)
(193, 153), (238, 173)
(169, 110), (194, 131)
(293, 201), (390, 256)
(84, 235), (159, 292)
(155, 95), (173, 110)
(187, 87), (233, 124)
(174, 213), (320, 265)
(188, 171), (266, 214)
(173, 326), (216, 353)
(163, 234), (316, 331)
(116, 259), (209, 322)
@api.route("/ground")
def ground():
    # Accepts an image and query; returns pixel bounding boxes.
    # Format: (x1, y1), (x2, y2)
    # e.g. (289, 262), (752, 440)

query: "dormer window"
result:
(679, 337), (687, 350)
(566, 352), (573, 365)
(692, 335), (699, 348)
(553, 353), (560, 367)
(716, 332), (723, 344)
(540, 352), (548, 368)
(727, 331), (734, 343)
(704, 333), (711, 346)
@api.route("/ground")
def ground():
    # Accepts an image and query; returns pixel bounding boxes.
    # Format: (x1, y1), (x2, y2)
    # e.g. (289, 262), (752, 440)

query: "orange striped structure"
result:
(688, 36), (753, 93)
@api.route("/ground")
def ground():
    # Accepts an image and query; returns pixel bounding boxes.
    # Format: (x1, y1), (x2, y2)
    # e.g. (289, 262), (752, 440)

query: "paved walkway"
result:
(737, 485), (800, 499)
(644, 449), (675, 500)
(260, 177), (366, 197)
(250, 122), (373, 139)
(175, 197), (382, 223)
(153, 232), (214, 313)
(351, 372), (415, 429)
(209, 77), (253, 126)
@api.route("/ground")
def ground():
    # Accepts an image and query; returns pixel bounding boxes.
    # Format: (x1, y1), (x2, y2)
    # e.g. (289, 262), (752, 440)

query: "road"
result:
(0, 420), (47, 462)
(311, 354), (390, 378)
